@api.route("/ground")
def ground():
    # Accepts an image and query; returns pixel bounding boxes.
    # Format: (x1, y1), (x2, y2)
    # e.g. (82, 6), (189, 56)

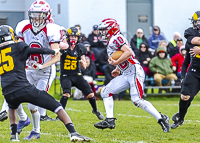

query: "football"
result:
(110, 50), (124, 60)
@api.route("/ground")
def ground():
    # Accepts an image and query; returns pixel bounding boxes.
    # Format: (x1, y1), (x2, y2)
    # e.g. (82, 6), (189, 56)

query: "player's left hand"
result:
(108, 57), (117, 66)
(31, 62), (43, 70)
(189, 46), (200, 57)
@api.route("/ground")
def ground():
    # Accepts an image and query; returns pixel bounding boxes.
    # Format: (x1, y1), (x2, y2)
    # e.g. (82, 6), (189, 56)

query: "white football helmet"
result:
(28, 0), (51, 33)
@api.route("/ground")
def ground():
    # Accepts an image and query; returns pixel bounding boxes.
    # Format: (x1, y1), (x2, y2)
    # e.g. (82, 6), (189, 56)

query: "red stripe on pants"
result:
(136, 78), (143, 98)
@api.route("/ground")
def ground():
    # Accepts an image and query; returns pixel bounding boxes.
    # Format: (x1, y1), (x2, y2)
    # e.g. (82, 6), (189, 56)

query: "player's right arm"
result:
(108, 35), (133, 66)
(108, 44), (132, 65)
(42, 43), (60, 69)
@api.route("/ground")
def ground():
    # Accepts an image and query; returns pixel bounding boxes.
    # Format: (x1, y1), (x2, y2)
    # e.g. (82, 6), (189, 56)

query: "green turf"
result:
(1, 84), (200, 142)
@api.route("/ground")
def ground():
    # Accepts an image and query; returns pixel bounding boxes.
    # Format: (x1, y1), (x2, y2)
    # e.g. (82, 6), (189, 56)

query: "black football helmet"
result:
(0, 25), (17, 47)
(66, 27), (81, 45)
(190, 11), (200, 29)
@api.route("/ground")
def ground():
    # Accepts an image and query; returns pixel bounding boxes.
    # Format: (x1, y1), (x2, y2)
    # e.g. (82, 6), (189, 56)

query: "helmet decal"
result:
(193, 13), (198, 20)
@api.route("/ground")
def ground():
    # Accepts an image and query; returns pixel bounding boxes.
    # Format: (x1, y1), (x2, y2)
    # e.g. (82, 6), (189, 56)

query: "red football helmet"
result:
(98, 18), (120, 39)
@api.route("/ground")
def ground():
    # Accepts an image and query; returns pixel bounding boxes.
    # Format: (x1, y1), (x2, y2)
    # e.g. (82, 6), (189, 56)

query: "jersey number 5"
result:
(0, 47), (14, 75)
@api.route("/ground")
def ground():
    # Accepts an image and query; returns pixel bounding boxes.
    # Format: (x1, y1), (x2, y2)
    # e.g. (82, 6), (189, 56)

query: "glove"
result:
(31, 62), (43, 70)
(53, 49), (60, 55)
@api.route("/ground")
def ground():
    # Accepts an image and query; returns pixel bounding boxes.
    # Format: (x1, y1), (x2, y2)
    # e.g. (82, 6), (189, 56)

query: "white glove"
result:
(53, 49), (60, 55)
(31, 62), (43, 70)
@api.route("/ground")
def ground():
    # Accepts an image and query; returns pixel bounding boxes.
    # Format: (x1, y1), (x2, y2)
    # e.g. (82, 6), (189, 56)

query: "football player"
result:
(94, 18), (170, 132)
(14, 0), (61, 140)
(58, 27), (104, 120)
(0, 25), (92, 142)
(171, 11), (200, 129)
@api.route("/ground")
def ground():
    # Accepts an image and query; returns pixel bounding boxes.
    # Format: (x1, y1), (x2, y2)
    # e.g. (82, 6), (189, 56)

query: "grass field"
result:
(1, 84), (200, 143)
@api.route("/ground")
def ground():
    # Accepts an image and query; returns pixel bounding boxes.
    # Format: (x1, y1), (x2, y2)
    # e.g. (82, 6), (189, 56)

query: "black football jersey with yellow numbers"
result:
(60, 43), (87, 75)
(0, 42), (30, 95)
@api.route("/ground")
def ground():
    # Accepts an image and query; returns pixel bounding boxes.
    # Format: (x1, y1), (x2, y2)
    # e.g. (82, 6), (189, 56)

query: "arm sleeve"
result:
(186, 36), (195, 44)
(21, 47), (55, 60)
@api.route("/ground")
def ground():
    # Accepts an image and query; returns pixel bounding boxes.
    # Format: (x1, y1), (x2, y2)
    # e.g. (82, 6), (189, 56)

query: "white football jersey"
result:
(15, 20), (61, 71)
(107, 34), (139, 73)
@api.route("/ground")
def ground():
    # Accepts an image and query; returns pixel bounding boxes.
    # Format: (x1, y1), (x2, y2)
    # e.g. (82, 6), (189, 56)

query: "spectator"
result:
(171, 45), (186, 79)
(158, 40), (167, 50)
(130, 28), (149, 52)
(154, 40), (168, 57)
(83, 41), (95, 62)
(167, 32), (181, 58)
(135, 42), (153, 77)
(96, 48), (109, 74)
(148, 26), (166, 55)
(75, 24), (87, 43)
(176, 38), (184, 49)
(87, 25), (105, 61)
(149, 47), (178, 92)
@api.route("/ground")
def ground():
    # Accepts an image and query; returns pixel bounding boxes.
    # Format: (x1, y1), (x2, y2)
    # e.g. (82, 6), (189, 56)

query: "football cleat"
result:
(158, 114), (170, 133)
(0, 110), (8, 122)
(70, 132), (92, 142)
(17, 117), (31, 134)
(23, 131), (40, 140)
(171, 120), (184, 129)
(92, 109), (104, 120)
(10, 133), (20, 142)
(40, 114), (57, 121)
(172, 112), (179, 122)
(94, 118), (116, 129)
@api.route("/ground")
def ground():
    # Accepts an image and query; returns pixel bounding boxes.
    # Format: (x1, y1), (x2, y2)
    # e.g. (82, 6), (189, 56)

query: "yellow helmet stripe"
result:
(8, 27), (17, 42)
(67, 28), (72, 35)
(77, 30), (80, 36)
(193, 12), (198, 20)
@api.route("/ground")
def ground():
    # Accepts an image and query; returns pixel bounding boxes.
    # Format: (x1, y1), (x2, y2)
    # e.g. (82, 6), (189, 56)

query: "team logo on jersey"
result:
(32, 36), (39, 41)
(74, 51), (78, 56)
